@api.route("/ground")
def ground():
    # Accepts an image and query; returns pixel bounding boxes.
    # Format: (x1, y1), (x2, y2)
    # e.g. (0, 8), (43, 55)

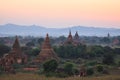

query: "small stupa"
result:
(35, 33), (59, 63)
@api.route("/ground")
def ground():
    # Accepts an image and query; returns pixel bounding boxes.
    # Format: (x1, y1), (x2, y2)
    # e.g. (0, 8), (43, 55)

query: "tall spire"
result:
(74, 31), (81, 45)
(69, 29), (71, 35)
(12, 36), (21, 51)
(46, 33), (49, 37)
(68, 30), (73, 41)
(42, 33), (51, 49)
(74, 31), (79, 40)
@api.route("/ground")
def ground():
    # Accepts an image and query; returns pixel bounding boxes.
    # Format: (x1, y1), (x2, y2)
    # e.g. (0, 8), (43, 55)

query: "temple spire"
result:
(68, 30), (73, 40)
(69, 29), (71, 35)
(12, 36), (21, 51)
(74, 31), (79, 39)
(42, 33), (51, 49)
(45, 33), (50, 42)
(74, 31), (81, 45)
(46, 33), (49, 37)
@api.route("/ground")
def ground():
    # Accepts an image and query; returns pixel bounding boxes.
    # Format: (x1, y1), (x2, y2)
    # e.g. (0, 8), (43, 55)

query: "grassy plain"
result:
(0, 73), (120, 80)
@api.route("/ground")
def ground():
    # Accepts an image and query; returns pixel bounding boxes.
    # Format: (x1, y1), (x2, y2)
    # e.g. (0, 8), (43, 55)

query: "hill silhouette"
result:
(0, 23), (120, 37)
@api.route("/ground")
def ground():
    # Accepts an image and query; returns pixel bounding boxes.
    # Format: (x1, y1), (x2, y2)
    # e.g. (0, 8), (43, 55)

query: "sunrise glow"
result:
(0, 0), (120, 28)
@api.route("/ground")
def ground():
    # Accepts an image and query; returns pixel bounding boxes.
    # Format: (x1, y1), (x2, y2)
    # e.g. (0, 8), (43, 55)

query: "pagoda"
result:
(74, 31), (79, 40)
(35, 33), (59, 63)
(107, 33), (110, 39)
(64, 30), (74, 45)
(74, 31), (81, 45)
(11, 36), (22, 56)
(10, 36), (27, 64)
(64, 30), (82, 46)
(1, 36), (27, 64)
(0, 36), (27, 72)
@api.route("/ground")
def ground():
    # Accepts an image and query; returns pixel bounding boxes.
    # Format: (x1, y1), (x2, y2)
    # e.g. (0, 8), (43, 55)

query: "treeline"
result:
(54, 44), (120, 65)
(0, 43), (120, 65)
(54, 45), (87, 59)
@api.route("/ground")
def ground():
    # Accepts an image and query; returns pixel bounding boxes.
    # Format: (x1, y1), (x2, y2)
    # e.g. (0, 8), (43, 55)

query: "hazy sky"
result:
(0, 0), (120, 28)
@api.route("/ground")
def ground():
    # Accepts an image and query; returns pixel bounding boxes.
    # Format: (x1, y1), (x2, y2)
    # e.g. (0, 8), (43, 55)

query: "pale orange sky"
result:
(0, 0), (120, 28)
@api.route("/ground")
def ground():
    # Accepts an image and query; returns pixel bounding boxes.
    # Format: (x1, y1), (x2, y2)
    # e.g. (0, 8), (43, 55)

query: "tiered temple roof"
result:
(1, 36), (27, 64)
(0, 36), (27, 72)
(12, 36), (21, 51)
(35, 33), (59, 63)
(11, 36), (22, 56)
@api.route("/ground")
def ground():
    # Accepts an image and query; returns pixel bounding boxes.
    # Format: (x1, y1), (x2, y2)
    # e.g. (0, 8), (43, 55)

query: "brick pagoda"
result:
(35, 33), (59, 63)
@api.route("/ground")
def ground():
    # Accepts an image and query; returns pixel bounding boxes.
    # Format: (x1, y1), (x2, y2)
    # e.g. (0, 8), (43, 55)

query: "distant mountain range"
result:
(0, 23), (120, 37)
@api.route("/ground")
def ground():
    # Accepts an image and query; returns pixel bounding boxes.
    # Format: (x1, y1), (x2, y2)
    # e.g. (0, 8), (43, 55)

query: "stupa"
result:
(0, 36), (27, 65)
(0, 36), (27, 72)
(35, 33), (59, 63)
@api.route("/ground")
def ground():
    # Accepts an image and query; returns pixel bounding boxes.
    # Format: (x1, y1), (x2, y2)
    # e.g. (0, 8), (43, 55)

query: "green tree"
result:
(102, 54), (115, 65)
(58, 36), (66, 41)
(86, 68), (94, 75)
(96, 65), (104, 72)
(101, 37), (110, 44)
(114, 48), (120, 55)
(31, 48), (40, 56)
(38, 38), (44, 45)
(26, 42), (35, 47)
(64, 62), (74, 75)
(55, 44), (87, 59)
(43, 59), (58, 72)
(91, 46), (104, 57)
(118, 61), (120, 66)
(0, 44), (10, 57)
(0, 66), (4, 75)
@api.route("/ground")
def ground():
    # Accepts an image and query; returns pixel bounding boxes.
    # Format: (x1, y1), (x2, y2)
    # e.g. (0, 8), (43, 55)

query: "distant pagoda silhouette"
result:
(74, 31), (81, 44)
(64, 30), (82, 46)
(65, 30), (74, 44)
(35, 33), (59, 63)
